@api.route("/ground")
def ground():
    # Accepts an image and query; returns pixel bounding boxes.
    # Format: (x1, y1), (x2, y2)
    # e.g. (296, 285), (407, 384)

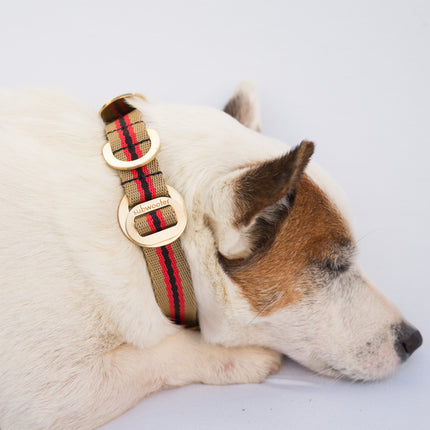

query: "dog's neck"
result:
(126, 99), (289, 345)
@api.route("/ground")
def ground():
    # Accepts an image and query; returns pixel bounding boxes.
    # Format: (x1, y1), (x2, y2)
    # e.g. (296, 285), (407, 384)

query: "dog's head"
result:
(134, 83), (422, 381)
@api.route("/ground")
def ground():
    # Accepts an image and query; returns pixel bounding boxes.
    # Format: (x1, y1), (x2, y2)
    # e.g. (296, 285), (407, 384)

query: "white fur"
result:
(0, 88), (405, 429)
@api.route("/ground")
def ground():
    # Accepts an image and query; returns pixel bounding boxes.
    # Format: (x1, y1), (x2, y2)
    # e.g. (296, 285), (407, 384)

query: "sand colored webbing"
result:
(143, 241), (196, 324)
(134, 206), (177, 235)
(103, 108), (197, 327)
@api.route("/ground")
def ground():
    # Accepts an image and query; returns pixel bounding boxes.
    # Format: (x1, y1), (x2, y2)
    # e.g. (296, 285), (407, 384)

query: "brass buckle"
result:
(117, 186), (188, 247)
(100, 93), (160, 170)
(102, 128), (161, 170)
(99, 93), (146, 123)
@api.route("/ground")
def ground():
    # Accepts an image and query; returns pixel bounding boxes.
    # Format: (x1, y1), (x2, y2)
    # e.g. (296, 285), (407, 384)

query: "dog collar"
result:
(100, 94), (197, 327)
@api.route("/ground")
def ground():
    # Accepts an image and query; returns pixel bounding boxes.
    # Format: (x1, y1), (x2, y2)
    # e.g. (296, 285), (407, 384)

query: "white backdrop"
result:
(2, 1), (429, 429)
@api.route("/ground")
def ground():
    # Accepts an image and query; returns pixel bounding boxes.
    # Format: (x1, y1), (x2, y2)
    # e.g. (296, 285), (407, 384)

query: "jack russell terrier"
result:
(0, 82), (422, 429)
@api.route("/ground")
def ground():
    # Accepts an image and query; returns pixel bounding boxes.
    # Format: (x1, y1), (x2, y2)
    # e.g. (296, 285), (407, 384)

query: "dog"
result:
(0, 82), (422, 429)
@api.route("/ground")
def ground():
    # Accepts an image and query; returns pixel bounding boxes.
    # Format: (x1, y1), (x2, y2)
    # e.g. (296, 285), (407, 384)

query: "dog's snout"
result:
(393, 322), (423, 361)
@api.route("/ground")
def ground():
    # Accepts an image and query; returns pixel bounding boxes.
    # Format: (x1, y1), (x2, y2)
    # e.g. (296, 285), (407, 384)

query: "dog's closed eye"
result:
(315, 243), (356, 276)
(320, 259), (351, 275)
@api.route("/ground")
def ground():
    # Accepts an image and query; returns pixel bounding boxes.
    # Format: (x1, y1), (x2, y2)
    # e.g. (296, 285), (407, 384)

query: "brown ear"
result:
(234, 140), (315, 227)
(224, 80), (261, 131)
(207, 140), (314, 260)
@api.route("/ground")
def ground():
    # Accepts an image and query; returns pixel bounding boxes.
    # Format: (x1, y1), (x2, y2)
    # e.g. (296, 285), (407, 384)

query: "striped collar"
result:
(100, 94), (198, 327)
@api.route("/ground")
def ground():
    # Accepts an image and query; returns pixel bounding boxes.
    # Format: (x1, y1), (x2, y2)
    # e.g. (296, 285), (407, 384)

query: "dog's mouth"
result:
(302, 354), (361, 381)
(305, 335), (404, 382)
(315, 357), (399, 382)
(318, 363), (365, 382)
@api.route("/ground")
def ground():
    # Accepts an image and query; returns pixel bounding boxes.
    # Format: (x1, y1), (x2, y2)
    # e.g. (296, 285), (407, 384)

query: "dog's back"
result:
(0, 90), (177, 428)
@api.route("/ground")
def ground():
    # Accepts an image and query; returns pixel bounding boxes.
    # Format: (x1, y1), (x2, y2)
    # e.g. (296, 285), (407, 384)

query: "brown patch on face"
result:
(221, 175), (353, 315)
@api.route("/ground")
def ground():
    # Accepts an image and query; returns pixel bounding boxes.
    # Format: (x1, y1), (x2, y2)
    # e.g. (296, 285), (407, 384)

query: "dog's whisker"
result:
(245, 287), (289, 327)
(356, 228), (381, 244)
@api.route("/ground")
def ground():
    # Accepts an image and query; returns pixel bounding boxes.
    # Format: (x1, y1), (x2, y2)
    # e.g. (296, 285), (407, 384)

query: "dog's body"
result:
(0, 84), (422, 429)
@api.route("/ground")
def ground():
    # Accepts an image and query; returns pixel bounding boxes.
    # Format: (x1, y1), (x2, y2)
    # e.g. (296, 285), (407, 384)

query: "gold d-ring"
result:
(99, 93), (146, 123)
(102, 128), (161, 170)
(117, 186), (188, 248)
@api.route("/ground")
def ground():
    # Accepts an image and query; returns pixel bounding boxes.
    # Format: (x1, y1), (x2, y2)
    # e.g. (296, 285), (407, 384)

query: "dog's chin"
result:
(316, 364), (374, 382)
(299, 356), (399, 382)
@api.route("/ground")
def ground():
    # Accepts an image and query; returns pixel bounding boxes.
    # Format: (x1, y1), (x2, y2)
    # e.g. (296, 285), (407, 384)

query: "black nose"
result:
(393, 322), (423, 361)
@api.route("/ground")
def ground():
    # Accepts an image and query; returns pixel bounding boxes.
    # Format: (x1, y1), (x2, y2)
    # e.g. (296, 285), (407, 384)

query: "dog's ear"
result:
(208, 140), (314, 259)
(224, 80), (261, 131)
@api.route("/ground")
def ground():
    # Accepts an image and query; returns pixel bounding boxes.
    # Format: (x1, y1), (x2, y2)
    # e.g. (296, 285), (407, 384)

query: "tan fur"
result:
(223, 175), (353, 315)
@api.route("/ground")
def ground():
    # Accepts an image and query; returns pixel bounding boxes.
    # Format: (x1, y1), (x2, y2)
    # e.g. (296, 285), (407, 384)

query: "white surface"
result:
(2, 1), (429, 429)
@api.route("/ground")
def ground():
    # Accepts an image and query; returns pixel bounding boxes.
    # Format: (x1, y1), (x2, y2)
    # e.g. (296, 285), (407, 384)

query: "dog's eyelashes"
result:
(319, 259), (351, 276)
(315, 243), (356, 277)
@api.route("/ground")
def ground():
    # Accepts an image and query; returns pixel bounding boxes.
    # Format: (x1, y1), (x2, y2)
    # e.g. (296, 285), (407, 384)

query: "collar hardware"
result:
(118, 185), (188, 248)
(99, 93), (146, 123)
(100, 93), (198, 327)
(102, 128), (160, 170)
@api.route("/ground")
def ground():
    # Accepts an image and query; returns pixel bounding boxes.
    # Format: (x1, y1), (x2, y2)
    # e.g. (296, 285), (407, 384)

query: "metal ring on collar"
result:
(102, 128), (161, 170)
(117, 185), (188, 248)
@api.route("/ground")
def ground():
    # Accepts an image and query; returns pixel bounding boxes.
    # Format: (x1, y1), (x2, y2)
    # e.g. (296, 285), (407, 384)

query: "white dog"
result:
(0, 82), (422, 429)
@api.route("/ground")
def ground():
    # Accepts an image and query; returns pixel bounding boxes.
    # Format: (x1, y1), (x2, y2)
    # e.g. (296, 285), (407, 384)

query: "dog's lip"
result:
(319, 360), (397, 382)
(318, 362), (367, 382)
(306, 354), (353, 380)
(319, 364), (350, 380)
